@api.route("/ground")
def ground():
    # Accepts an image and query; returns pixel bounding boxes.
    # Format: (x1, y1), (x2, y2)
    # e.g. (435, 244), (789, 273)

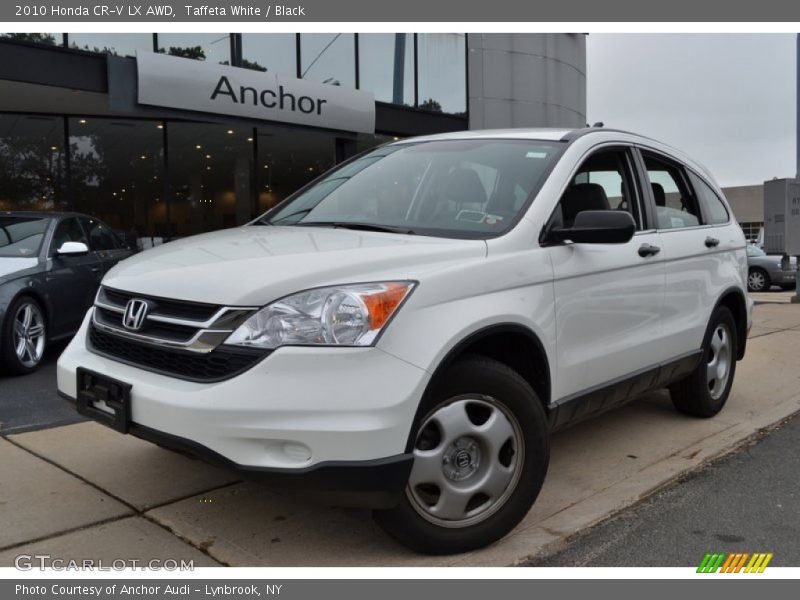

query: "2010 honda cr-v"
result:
(58, 127), (752, 554)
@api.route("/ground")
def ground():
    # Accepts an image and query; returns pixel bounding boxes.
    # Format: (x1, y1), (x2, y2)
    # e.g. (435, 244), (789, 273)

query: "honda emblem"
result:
(122, 299), (149, 331)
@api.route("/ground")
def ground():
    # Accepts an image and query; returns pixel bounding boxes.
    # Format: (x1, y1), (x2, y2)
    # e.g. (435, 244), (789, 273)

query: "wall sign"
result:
(136, 51), (376, 134)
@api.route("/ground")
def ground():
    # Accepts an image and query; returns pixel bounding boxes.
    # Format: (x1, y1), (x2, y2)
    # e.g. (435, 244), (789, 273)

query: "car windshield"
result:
(0, 216), (49, 258)
(260, 139), (564, 238)
(746, 245), (765, 257)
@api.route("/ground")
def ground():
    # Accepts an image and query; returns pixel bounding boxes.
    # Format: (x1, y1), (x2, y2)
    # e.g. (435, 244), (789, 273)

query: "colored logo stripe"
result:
(697, 552), (773, 573)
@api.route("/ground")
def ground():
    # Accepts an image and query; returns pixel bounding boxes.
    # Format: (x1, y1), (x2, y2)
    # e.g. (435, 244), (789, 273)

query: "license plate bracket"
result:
(76, 368), (132, 433)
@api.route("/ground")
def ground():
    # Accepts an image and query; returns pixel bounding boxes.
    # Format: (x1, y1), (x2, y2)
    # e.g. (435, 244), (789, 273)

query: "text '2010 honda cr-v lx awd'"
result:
(57, 127), (753, 554)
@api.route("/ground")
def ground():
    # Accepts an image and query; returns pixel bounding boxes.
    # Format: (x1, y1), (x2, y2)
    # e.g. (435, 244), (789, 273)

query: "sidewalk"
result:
(2, 295), (800, 567)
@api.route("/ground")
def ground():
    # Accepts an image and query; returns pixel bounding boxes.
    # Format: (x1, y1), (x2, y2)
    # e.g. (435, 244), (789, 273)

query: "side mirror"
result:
(550, 210), (636, 244)
(56, 241), (90, 256)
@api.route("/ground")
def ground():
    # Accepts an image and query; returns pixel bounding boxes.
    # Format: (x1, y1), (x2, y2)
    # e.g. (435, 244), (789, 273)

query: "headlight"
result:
(223, 281), (415, 349)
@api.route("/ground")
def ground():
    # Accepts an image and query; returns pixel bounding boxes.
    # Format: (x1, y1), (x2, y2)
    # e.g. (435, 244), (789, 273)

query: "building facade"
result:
(721, 184), (764, 241)
(0, 33), (586, 244)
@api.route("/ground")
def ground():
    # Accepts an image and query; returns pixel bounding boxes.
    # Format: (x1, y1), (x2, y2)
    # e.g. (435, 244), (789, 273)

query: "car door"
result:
(80, 217), (130, 276)
(547, 145), (666, 419)
(640, 149), (743, 359)
(45, 216), (103, 337)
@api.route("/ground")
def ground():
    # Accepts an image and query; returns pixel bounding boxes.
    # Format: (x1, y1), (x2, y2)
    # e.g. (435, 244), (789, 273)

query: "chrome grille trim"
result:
(95, 288), (257, 329)
(91, 287), (258, 354)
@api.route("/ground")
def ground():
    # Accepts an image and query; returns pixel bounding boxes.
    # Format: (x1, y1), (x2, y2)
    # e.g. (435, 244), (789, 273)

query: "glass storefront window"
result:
(167, 123), (254, 237)
(69, 118), (165, 247)
(0, 114), (65, 211)
(256, 125), (335, 213)
(358, 34), (414, 106)
(300, 34), (355, 87)
(240, 33), (296, 75)
(417, 33), (467, 115)
(1, 33), (62, 45)
(68, 33), (153, 57)
(156, 33), (231, 64)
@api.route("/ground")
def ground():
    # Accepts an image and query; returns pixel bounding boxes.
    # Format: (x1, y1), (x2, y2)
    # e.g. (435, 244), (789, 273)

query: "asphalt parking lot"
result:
(1, 289), (799, 566)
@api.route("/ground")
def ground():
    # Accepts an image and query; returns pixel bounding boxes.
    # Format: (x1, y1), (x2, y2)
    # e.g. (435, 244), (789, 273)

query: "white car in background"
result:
(57, 127), (752, 554)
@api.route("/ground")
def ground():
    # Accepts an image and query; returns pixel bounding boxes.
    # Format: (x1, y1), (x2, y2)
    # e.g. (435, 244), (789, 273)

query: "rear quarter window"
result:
(688, 171), (729, 225)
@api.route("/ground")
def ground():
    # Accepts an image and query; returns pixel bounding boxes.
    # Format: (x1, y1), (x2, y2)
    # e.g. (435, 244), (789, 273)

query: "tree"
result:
(220, 58), (268, 72)
(2, 33), (57, 45)
(418, 98), (443, 113)
(159, 46), (206, 60)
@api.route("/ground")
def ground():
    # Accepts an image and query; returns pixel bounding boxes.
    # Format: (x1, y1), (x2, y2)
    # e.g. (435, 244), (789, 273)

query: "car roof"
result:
(392, 127), (718, 185)
(1, 210), (84, 219)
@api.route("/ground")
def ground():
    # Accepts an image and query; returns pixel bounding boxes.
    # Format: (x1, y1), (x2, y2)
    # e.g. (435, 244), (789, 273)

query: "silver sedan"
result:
(746, 244), (797, 292)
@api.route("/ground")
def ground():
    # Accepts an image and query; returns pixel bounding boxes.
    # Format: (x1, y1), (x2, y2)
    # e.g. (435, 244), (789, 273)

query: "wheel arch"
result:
(714, 287), (748, 360)
(405, 323), (552, 452)
(2, 282), (51, 334)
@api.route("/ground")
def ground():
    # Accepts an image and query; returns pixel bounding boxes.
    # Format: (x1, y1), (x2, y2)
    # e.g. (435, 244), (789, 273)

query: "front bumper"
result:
(57, 313), (429, 506)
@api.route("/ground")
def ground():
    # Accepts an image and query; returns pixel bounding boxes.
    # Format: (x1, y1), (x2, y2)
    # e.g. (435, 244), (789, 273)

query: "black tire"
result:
(670, 306), (737, 418)
(0, 295), (47, 375)
(374, 356), (549, 554)
(747, 268), (770, 292)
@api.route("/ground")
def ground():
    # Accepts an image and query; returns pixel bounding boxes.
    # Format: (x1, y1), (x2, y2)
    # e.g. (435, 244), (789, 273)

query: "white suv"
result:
(57, 128), (752, 554)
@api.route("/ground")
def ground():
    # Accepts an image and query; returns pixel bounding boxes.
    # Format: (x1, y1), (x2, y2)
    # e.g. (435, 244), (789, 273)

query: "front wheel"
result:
(670, 306), (737, 418)
(747, 268), (770, 292)
(0, 296), (47, 375)
(374, 356), (549, 554)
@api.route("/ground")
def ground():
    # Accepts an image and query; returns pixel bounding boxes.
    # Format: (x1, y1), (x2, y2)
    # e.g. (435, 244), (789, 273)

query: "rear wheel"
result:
(670, 306), (737, 418)
(374, 356), (549, 554)
(747, 268), (770, 292)
(0, 296), (47, 375)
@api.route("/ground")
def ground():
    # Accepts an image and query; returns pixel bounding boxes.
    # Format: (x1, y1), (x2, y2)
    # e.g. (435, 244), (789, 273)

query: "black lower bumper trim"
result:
(60, 391), (412, 509)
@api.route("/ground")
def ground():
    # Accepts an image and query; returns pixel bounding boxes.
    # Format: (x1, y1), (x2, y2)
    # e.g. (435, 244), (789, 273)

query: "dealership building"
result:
(0, 32), (587, 242)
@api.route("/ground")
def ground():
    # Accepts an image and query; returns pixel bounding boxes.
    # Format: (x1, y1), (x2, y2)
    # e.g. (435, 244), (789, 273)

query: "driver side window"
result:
(554, 148), (641, 230)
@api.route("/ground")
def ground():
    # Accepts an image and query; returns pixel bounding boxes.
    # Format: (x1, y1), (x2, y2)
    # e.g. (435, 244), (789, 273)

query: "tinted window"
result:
(81, 218), (119, 251)
(50, 217), (88, 253)
(688, 171), (729, 225)
(263, 139), (563, 238)
(555, 149), (641, 229)
(0, 216), (48, 257)
(643, 154), (700, 230)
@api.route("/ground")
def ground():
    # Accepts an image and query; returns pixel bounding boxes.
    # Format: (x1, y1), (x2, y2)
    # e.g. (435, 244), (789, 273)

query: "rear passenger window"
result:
(688, 171), (729, 224)
(643, 153), (701, 230)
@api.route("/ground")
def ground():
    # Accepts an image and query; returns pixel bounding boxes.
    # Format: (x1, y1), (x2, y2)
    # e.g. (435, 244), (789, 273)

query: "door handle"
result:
(705, 236), (720, 248)
(90, 266), (101, 273)
(638, 243), (661, 258)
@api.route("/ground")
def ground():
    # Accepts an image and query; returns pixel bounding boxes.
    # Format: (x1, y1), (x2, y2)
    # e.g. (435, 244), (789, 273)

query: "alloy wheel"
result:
(13, 301), (46, 368)
(707, 323), (732, 400)
(406, 396), (524, 528)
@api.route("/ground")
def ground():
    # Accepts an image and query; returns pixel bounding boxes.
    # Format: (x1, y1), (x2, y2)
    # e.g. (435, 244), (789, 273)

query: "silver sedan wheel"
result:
(13, 301), (46, 368)
(748, 270), (766, 292)
(707, 323), (732, 400)
(406, 395), (524, 528)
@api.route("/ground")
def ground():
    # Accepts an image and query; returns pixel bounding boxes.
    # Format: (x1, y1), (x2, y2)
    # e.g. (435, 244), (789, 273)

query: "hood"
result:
(103, 225), (486, 305)
(0, 257), (39, 282)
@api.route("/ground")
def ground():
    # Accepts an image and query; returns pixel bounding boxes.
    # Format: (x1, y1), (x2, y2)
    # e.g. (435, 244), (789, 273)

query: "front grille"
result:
(88, 325), (268, 382)
(94, 306), (196, 343)
(102, 287), (220, 321)
(93, 286), (257, 353)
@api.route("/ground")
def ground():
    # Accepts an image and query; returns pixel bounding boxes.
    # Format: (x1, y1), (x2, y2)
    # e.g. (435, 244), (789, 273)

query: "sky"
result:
(586, 34), (796, 188)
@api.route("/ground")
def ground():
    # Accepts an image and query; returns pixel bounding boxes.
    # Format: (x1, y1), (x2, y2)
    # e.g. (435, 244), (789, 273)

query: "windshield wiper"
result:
(293, 221), (416, 235)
